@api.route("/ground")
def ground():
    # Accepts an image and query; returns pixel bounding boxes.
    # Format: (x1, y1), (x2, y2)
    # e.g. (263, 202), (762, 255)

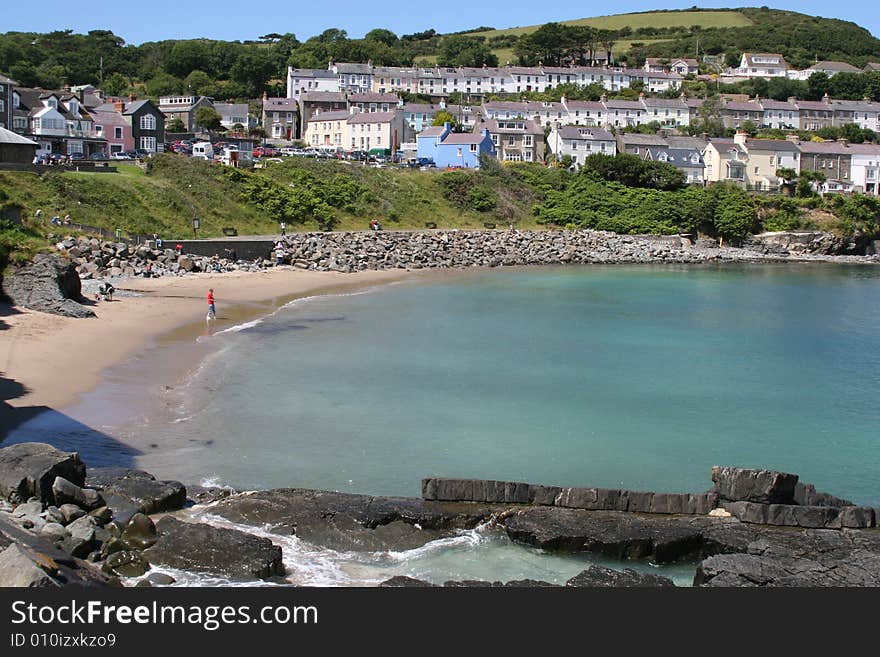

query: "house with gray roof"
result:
(263, 96), (298, 140)
(287, 68), (339, 99)
(643, 147), (705, 184)
(480, 117), (544, 163)
(548, 124), (616, 169)
(214, 103), (254, 132)
(157, 95), (213, 133)
(122, 99), (165, 153)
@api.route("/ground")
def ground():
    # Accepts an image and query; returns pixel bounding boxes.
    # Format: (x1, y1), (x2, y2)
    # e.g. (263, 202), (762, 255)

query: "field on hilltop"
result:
(465, 10), (754, 40)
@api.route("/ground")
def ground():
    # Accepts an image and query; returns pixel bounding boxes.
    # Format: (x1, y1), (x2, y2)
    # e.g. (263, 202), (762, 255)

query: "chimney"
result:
(129, 93), (136, 102)
(836, 138), (849, 147)
(787, 96), (797, 104)
(114, 101), (125, 113)
(734, 131), (748, 147)
(638, 92), (645, 101)
(600, 92), (608, 103)
(262, 91), (268, 101)
(823, 92), (830, 103)
(785, 134), (800, 144)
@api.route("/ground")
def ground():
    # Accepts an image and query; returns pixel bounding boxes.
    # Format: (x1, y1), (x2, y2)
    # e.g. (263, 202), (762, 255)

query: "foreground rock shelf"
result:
(1, 442), (878, 587)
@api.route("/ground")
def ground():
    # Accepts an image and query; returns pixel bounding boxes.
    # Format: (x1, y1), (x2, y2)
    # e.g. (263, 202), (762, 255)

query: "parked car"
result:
(68, 152), (85, 161)
(89, 152), (108, 161)
(111, 152), (132, 160)
(133, 149), (150, 158)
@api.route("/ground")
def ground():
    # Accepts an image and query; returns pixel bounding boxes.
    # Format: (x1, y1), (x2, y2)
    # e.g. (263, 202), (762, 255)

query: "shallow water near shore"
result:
(7, 262), (880, 586)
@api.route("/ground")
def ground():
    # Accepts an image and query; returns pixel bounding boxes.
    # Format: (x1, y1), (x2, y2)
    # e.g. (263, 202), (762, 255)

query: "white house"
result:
(849, 143), (880, 196)
(286, 68), (340, 100)
(548, 124), (616, 168)
(736, 53), (789, 78)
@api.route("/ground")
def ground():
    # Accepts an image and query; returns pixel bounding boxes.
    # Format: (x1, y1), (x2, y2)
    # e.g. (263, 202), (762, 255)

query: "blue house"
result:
(416, 122), (495, 168)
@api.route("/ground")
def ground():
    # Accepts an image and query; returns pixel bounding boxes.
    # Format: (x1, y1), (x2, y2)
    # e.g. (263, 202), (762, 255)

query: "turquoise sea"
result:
(132, 263), (880, 507)
(7, 262), (879, 585)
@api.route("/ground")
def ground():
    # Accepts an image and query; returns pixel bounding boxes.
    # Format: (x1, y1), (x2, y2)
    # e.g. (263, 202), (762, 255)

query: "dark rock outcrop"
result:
(207, 488), (499, 553)
(502, 507), (706, 562)
(711, 466), (798, 504)
(565, 566), (676, 587)
(2, 253), (95, 317)
(0, 443), (86, 505)
(379, 576), (437, 587)
(695, 529), (880, 587)
(142, 516), (284, 581)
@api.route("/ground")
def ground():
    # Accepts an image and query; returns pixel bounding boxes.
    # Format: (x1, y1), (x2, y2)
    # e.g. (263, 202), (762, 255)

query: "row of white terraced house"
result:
(287, 62), (683, 100)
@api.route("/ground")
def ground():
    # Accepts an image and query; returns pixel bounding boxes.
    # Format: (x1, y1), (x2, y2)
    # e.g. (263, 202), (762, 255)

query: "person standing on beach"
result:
(207, 288), (216, 320)
(280, 221), (286, 236)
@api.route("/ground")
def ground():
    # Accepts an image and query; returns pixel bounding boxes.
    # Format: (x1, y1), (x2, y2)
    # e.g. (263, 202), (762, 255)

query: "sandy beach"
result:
(0, 267), (413, 432)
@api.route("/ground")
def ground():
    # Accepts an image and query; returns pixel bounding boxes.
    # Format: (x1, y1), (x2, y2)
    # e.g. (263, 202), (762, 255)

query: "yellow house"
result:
(704, 132), (799, 190)
(304, 110), (350, 149)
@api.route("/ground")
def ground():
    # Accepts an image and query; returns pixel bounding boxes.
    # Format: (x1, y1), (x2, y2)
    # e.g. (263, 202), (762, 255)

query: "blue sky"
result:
(3, 1), (878, 44)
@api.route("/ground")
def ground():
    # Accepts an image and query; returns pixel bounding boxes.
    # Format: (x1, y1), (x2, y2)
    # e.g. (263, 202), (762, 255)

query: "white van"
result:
(191, 142), (214, 160)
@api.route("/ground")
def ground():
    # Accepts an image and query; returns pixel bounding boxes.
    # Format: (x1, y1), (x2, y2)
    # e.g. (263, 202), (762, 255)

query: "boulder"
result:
(143, 517), (284, 581)
(120, 513), (158, 550)
(1, 253), (95, 317)
(0, 443), (86, 505)
(59, 504), (86, 524)
(0, 543), (60, 587)
(102, 550), (149, 578)
(86, 467), (186, 515)
(39, 522), (69, 542)
(42, 506), (66, 525)
(565, 566), (675, 587)
(147, 572), (177, 586)
(52, 476), (105, 510)
(711, 466), (798, 504)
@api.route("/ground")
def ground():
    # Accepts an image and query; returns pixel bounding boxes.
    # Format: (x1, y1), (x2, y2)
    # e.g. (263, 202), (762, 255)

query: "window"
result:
(0, 100), (4, 113)
(140, 114), (156, 130)
(507, 136), (515, 146)
(523, 135), (533, 147)
(470, 144), (477, 152)
(114, 127), (123, 139)
(140, 136), (156, 152)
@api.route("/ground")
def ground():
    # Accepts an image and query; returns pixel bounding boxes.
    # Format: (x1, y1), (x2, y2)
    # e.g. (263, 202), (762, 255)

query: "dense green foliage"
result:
(579, 154), (687, 192)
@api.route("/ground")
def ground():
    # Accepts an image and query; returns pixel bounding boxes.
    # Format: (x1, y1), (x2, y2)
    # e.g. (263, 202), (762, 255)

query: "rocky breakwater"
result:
(54, 236), (273, 280)
(277, 230), (721, 272)
(0, 442), (281, 586)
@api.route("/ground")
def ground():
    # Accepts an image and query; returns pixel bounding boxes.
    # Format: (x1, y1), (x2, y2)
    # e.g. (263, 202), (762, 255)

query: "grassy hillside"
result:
(466, 10), (753, 40)
(0, 156), (546, 243)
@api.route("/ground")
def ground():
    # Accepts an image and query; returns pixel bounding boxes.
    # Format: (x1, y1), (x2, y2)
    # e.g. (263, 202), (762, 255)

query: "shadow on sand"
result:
(1, 315), (142, 466)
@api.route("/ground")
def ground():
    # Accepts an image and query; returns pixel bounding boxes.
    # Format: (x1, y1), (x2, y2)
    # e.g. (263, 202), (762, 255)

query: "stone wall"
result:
(421, 478), (718, 515)
(277, 230), (715, 272)
(422, 467), (878, 529)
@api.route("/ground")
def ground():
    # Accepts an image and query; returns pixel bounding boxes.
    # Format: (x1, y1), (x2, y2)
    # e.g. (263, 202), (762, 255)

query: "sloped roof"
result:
(744, 138), (799, 152)
(307, 110), (350, 122)
(417, 126), (446, 137)
(557, 125), (614, 141)
(809, 61), (861, 73)
(442, 132), (488, 145)
(482, 118), (543, 134)
(645, 148), (704, 166)
(0, 125), (38, 145)
(301, 91), (347, 103)
(347, 111), (397, 124)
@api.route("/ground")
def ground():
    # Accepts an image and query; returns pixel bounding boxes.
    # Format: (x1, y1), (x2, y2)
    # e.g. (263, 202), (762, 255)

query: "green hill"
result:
(464, 10), (754, 40)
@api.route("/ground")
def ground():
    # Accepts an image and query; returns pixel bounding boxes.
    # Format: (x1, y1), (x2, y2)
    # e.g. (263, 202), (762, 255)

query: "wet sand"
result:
(0, 267), (414, 435)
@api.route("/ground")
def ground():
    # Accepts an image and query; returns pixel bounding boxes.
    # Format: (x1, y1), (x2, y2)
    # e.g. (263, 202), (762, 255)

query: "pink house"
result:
(90, 101), (134, 155)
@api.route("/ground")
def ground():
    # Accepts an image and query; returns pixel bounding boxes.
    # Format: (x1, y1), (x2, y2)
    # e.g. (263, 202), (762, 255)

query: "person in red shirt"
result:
(207, 288), (216, 320)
